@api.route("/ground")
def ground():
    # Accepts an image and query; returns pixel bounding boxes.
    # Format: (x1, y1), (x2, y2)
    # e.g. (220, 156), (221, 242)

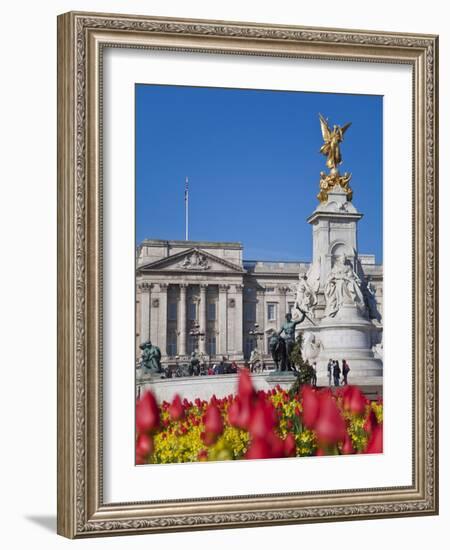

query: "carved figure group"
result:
(293, 272), (317, 320)
(324, 255), (366, 317)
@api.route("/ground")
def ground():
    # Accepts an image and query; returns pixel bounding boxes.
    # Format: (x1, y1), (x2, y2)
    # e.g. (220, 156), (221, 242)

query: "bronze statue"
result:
(319, 113), (351, 171)
(139, 340), (162, 374)
(277, 310), (306, 370)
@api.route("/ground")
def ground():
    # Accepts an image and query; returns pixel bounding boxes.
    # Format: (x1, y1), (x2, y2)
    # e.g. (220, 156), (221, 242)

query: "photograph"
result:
(135, 85), (384, 464)
(55, 10), (438, 537)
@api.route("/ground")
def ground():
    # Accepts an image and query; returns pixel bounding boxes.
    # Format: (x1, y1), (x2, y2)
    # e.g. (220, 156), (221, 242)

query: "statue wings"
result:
(319, 113), (331, 142)
(319, 113), (352, 142)
(339, 121), (352, 137)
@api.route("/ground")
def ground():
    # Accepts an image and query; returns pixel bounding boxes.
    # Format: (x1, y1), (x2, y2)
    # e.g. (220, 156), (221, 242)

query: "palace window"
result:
(207, 302), (216, 321)
(188, 302), (197, 321)
(168, 302), (177, 321)
(244, 302), (255, 322)
(207, 334), (216, 356)
(267, 303), (277, 321)
(167, 332), (177, 356)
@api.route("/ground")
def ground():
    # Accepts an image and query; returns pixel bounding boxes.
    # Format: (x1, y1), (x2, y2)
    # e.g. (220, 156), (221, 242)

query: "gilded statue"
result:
(317, 114), (354, 202)
(319, 113), (351, 171)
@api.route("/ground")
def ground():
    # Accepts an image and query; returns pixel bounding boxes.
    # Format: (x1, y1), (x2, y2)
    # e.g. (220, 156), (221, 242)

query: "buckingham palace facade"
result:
(136, 239), (383, 366)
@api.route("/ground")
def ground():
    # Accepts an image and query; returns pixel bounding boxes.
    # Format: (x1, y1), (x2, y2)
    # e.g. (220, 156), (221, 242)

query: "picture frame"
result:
(57, 11), (439, 538)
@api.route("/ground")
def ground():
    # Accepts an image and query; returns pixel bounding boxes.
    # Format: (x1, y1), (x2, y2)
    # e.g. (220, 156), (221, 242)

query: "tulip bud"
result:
(136, 391), (160, 433)
(245, 437), (271, 460)
(342, 434), (355, 455)
(135, 433), (154, 463)
(169, 394), (184, 421)
(343, 386), (366, 415)
(301, 386), (320, 429)
(314, 393), (347, 445)
(204, 404), (224, 436)
(364, 423), (383, 454)
(248, 400), (276, 439)
(238, 368), (255, 401)
(284, 433), (297, 457)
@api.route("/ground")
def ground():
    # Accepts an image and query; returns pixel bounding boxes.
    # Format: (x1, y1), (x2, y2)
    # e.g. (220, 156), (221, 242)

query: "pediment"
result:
(138, 247), (245, 274)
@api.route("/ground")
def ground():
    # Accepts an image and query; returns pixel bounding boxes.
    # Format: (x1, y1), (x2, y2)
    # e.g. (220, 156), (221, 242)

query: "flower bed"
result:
(136, 369), (383, 464)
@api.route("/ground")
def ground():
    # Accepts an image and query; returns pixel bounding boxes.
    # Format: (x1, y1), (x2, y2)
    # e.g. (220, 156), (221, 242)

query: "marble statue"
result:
(324, 255), (366, 318)
(292, 272), (317, 319)
(302, 332), (322, 362)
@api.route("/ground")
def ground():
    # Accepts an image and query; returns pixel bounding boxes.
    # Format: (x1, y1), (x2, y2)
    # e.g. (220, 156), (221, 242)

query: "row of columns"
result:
(138, 281), (243, 357)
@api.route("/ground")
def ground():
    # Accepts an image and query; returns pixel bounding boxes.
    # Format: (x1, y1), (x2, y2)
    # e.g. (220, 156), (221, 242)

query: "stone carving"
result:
(292, 272), (317, 320)
(180, 250), (209, 270)
(317, 170), (353, 202)
(364, 280), (382, 321)
(302, 332), (322, 362)
(324, 255), (366, 318)
(152, 298), (159, 308)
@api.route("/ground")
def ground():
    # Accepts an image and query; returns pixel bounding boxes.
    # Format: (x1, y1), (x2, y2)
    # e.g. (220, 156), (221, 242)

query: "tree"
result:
(289, 332), (315, 396)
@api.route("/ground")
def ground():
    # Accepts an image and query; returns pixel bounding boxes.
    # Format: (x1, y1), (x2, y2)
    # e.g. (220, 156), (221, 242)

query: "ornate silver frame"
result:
(57, 11), (439, 538)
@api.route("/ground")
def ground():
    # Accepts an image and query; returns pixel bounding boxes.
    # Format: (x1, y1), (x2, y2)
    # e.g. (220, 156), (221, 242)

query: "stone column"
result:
(234, 284), (244, 357)
(158, 283), (168, 357)
(139, 282), (152, 344)
(178, 283), (188, 356)
(256, 287), (267, 354)
(279, 286), (288, 325)
(199, 283), (207, 354)
(218, 284), (228, 355)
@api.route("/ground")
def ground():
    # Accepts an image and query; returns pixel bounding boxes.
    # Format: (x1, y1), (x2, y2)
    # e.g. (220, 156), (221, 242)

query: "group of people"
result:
(327, 358), (350, 386)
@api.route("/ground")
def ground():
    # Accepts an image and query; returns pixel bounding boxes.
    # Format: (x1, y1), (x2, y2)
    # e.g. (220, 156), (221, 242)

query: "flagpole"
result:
(185, 176), (189, 241)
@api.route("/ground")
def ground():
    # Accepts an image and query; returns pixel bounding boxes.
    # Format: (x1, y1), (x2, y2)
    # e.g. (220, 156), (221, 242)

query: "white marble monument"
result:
(298, 115), (383, 381)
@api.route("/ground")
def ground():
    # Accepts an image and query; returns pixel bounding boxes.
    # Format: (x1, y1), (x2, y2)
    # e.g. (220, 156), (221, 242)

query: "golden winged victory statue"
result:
(317, 114), (353, 202)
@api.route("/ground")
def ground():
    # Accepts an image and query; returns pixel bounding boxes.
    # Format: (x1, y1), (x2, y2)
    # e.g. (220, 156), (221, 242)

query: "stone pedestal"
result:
(304, 184), (383, 383)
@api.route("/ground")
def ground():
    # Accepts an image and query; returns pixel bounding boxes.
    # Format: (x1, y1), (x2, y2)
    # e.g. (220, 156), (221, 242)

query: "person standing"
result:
(311, 362), (318, 387)
(327, 359), (333, 386)
(342, 359), (350, 385)
(333, 360), (341, 387)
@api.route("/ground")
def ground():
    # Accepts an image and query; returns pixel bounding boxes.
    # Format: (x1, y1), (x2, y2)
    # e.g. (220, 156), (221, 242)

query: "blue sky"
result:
(136, 85), (383, 263)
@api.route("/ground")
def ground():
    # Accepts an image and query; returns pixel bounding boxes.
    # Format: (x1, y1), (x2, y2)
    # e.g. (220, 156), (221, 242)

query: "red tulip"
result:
(201, 430), (218, 446)
(228, 397), (252, 429)
(314, 393), (347, 445)
(301, 386), (320, 429)
(197, 449), (208, 461)
(238, 368), (255, 401)
(245, 437), (272, 460)
(342, 386), (367, 415)
(365, 424), (383, 454)
(284, 433), (296, 457)
(342, 434), (355, 455)
(136, 391), (160, 433)
(364, 409), (378, 434)
(135, 454), (146, 465)
(204, 404), (224, 436)
(169, 394), (184, 421)
(136, 433), (153, 462)
(266, 432), (285, 458)
(248, 399), (276, 439)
